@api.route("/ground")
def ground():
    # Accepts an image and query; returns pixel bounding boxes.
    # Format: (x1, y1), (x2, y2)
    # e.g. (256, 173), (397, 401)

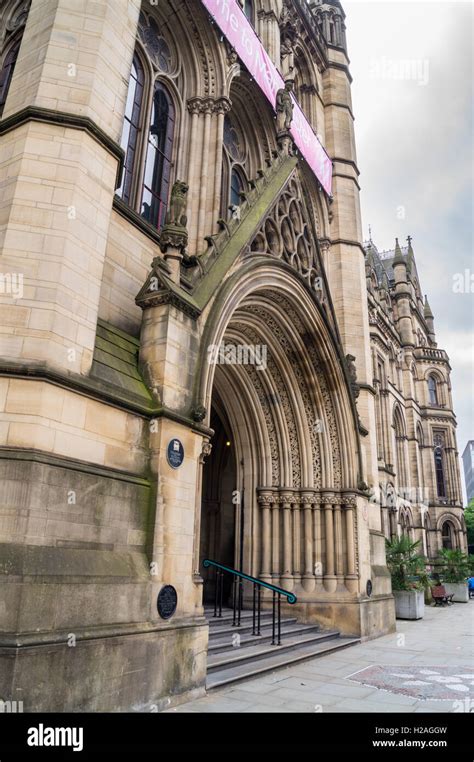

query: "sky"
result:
(342, 0), (473, 501)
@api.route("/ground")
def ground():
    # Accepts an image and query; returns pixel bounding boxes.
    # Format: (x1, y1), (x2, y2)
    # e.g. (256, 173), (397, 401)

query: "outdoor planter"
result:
(393, 590), (425, 619)
(444, 582), (469, 603)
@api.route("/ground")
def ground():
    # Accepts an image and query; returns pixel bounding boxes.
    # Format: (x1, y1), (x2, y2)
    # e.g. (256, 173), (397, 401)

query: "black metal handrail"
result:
(202, 559), (297, 645)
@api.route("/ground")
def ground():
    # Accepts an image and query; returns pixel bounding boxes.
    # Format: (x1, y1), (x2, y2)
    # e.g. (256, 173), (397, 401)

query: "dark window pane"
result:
(244, 0), (253, 24)
(230, 168), (243, 208)
(0, 36), (22, 117)
(117, 52), (144, 203)
(434, 448), (446, 497)
(140, 82), (175, 230)
(428, 376), (438, 405)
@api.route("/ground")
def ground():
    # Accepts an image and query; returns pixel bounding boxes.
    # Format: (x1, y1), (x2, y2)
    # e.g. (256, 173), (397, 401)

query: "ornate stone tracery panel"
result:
(248, 173), (327, 307)
(232, 322), (301, 488)
(222, 353), (281, 486)
(244, 293), (342, 489)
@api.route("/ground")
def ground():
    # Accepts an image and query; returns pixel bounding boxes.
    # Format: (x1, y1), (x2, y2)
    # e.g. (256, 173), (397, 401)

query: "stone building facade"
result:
(0, 0), (465, 710)
(365, 237), (466, 559)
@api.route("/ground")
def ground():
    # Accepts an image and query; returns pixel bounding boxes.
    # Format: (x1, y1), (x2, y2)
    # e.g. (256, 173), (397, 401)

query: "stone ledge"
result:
(0, 106), (125, 188)
(0, 616), (208, 649)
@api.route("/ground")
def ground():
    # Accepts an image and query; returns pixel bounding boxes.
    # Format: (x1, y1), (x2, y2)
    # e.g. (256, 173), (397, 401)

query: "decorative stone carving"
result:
(187, 96), (227, 115)
(345, 353), (360, 399)
(279, 4), (297, 77)
(138, 12), (177, 75)
(191, 404), (207, 422)
(249, 292), (342, 489)
(233, 320), (301, 488)
(201, 440), (212, 459)
(244, 298), (343, 489)
(6, 0), (31, 33)
(160, 181), (189, 266)
(166, 180), (188, 228)
(276, 80), (294, 134)
(248, 173), (325, 296)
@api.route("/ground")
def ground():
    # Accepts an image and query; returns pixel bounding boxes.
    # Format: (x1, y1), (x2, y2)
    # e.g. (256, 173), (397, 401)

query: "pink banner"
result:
(200, 0), (332, 195)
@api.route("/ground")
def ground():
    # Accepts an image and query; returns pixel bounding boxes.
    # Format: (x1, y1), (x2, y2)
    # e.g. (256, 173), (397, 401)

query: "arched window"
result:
(416, 423), (424, 490)
(393, 407), (407, 490)
(428, 375), (438, 405)
(433, 430), (447, 498)
(221, 112), (247, 218)
(115, 25), (177, 232)
(329, 20), (335, 44)
(140, 82), (175, 230)
(0, 33), (22, 118)
(424, 513), (432, 558)
(243, 0), (254, 24)
(441, 520), (455, 549)
(434, 446), (446, 498)
(230, 167), (243, 209)
(117, 53), (145, 204)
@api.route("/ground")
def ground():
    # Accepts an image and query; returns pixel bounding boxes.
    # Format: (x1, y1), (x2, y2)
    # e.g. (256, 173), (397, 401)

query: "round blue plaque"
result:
(167, 438), (184, 469)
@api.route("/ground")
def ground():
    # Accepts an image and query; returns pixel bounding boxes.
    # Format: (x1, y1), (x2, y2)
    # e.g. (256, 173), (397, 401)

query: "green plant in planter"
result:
(385, 536), (427, 591)
(468, 555), (474, 577)
(437, 548), (470, 583)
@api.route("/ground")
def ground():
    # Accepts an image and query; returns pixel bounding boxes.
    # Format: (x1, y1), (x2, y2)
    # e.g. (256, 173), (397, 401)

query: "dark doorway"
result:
(200, 406), (237, 604)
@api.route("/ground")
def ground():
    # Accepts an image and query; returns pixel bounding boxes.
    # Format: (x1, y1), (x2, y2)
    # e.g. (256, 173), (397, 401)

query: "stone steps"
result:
(204, 607), (359, 690)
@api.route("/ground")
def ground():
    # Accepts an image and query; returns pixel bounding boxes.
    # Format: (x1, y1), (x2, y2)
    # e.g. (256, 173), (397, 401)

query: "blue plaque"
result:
(167, 438), (184, 469)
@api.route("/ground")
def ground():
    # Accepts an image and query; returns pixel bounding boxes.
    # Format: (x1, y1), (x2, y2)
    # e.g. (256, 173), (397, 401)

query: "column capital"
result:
(187, 96), (231, 115)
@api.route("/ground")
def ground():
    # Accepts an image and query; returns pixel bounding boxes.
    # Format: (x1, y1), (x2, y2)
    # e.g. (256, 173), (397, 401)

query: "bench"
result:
(431, 585), (454, 606)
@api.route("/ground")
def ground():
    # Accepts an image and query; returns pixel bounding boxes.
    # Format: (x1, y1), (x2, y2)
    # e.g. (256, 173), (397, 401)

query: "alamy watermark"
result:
(0, 699), (24, 712)
(0, 272), (23, 298)
(452, 269), (474, 293)
(208, 342), (267, 371)
(369, 57), (429, 86)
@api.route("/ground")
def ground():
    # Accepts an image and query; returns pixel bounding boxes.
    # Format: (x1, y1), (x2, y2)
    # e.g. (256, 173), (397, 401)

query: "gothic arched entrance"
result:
(195, 263), (366, 630)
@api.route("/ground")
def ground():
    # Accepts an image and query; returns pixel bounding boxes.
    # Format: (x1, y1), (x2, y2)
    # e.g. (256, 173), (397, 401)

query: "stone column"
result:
(196, 99), (213, 249)
(271, 495), (280, 586)
(313, 494), (324, 588)
(342, 495), (358, 593)
(323, 493), (337, 592)
(185, 98), (202, 250)
(212, 98), (231, 224)
(192, 439), (212, 581)
(185, 96), (231, 255)
(301, 490), (315, 593)
(333, 498), (344, 585)
(292, 492), (301, 586)
(280, 490), (293, 588)
(257, 489), (273, 581)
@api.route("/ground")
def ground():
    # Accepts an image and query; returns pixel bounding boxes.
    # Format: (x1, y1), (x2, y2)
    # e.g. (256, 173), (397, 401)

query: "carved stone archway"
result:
(194, 262), (364, 630)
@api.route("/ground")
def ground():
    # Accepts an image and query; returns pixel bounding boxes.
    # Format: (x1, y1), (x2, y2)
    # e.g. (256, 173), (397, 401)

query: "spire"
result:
(406, 235), (415, 273)
(393, 237), (404, 265)
(424, 295), (434, 319)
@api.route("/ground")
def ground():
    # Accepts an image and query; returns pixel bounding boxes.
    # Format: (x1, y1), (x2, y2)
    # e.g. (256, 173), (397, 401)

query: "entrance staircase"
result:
(205, 606), (359, 690)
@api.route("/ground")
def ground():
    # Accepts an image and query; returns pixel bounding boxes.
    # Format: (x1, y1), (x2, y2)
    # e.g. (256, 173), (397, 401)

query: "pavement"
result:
(166, 600), (474, 713)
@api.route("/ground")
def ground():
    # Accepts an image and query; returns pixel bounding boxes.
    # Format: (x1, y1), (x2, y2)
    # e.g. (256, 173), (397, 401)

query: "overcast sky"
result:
(343, 0), (473, 501)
